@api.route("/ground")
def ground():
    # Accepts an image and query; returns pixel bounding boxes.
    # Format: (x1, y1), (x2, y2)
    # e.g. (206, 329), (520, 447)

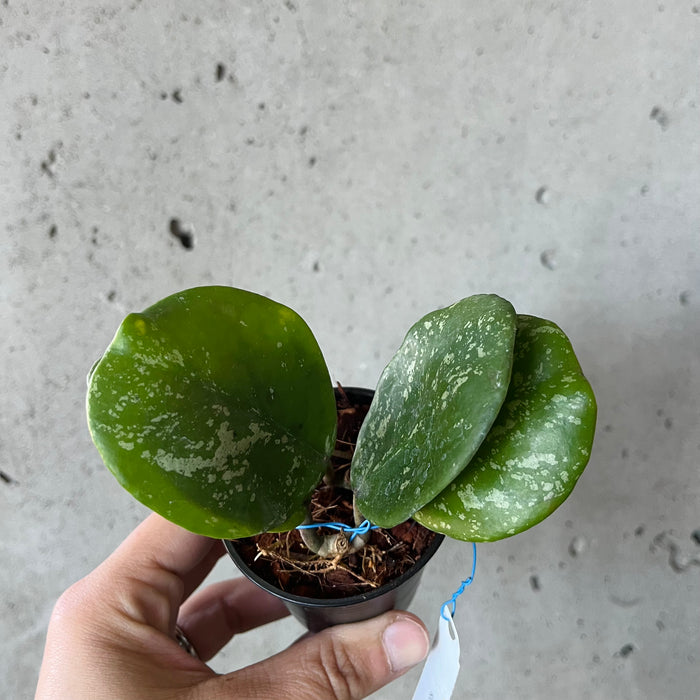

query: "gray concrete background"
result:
(2, 1), (699, 698)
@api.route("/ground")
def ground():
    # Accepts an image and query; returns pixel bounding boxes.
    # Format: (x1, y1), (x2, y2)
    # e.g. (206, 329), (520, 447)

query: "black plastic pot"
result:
(223, 386), (444, 632)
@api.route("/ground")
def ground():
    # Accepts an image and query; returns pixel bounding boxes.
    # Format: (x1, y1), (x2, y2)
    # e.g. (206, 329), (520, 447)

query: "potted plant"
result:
(86, 286), (596, 631)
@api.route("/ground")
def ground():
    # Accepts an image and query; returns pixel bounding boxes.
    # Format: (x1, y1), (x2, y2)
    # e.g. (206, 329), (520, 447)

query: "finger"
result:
(97, 514), (223, 632)
(110, 514), (221, 594)
(203, 610), (429, 700)
(177, 577), (289, 661)
(180, 539), (227, 601)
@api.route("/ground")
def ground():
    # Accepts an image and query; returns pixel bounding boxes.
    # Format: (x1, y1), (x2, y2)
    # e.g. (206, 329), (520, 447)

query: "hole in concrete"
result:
(568, 535), (588, 557)
(41, 149), (57, 177)
(540, 249), (557, 270)
(652, 531), (700, 572)
(649, 105), (669, 130)
(616, 643), (635, 658)
(535, 186), (550, 204)
(169, 218), (194, 250)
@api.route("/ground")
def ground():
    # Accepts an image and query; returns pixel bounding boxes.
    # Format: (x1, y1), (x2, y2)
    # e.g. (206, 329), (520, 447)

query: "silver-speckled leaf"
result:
(87, 286), (337, 539)
(414, 315), (597, 541)
(351, 295), (517, 527)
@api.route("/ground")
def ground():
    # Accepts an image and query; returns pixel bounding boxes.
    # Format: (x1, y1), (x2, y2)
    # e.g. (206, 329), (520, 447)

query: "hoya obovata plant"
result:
(87, 287), (596, 558)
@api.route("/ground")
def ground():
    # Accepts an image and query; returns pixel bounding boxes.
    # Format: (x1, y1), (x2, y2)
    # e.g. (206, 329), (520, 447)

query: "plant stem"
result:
(299, 495), (371, 558)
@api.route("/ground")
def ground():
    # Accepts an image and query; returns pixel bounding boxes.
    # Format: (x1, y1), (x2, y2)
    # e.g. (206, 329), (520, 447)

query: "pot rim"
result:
(223, 529), (444, 609)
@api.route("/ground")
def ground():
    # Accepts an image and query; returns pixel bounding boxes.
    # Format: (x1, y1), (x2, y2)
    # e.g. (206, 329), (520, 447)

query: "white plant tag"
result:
(411, 608), (461, 700)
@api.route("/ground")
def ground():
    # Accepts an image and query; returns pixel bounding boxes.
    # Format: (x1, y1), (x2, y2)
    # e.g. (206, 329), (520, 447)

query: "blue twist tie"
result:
(296, 519), (379, 542)
(441, 542), (477, 621)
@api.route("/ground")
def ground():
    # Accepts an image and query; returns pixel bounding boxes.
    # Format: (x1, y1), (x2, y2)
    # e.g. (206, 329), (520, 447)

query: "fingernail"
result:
(382, 618), (429, 672)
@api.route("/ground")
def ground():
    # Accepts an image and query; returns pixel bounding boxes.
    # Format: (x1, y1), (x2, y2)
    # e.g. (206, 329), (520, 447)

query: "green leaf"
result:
(352, 295), (517, 527)
(87, 286), (336, 539)
(414, 315), (597, 541)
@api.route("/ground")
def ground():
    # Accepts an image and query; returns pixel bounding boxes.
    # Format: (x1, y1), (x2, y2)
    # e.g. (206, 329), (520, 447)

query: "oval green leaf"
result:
(352, 295), (517, 527)
(87, 286), (336, 539)
(414, 314), (597, 541)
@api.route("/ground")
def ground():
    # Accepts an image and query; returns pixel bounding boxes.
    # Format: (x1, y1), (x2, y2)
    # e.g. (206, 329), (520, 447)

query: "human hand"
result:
(36, 514), (430, 699)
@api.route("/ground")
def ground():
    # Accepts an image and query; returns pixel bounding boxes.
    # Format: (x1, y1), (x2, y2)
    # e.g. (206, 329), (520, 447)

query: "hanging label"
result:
(411, 608), (461, 700)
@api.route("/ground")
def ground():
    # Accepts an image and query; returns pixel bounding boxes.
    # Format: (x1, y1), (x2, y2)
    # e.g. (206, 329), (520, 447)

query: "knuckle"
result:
(215, 593), (244, 638)
(123, 569), (180, 628)
(312, 635), (366, 700)
(51, 578), (91, 625)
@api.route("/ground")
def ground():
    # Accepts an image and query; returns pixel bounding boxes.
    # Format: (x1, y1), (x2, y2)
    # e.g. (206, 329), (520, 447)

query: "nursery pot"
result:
(224, 387), (445, 632)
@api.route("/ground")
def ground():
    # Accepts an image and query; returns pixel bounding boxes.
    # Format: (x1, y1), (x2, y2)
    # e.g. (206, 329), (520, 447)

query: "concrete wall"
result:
(2, 1), (698, 698)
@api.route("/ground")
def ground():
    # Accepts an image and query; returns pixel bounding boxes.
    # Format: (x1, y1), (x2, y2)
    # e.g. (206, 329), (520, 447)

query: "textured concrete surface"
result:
(2, 1), (699, 698)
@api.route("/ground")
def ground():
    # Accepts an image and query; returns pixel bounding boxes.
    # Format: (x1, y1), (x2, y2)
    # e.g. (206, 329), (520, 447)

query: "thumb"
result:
(206, 611), (429, 700)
